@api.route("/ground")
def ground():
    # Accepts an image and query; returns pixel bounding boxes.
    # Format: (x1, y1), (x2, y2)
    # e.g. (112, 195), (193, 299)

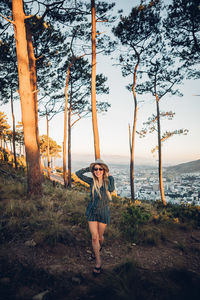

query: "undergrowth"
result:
(0, 162), (200, 247)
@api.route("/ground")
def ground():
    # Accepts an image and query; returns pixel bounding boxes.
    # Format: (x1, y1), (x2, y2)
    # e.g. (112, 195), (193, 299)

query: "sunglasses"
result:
(93, 168), (103, 171)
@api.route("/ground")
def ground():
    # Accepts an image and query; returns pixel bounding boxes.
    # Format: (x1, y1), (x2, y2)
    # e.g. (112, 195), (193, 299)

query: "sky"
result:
(1, 0), (200, 167)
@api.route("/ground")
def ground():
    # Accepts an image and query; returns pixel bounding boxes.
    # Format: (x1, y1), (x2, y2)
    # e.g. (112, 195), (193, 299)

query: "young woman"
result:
(75, 159), (115, 275)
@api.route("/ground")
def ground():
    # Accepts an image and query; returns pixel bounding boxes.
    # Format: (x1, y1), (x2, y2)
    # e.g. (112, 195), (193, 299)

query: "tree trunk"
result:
(63, 66), (70, 188)
(12, 0), (42, 195)
(10, 141), (12, 153)
(91, 0), (100, 159)
(46, 113), (51, 179)
(11, 88), (17, 169)
(19, 142), (22, 157)
(26, 23), (42, 177)
(155, 93), (166, 206)
(130, 55), (139, 202)
(130, 100), (137, 202)
(67, 90), (72, 188)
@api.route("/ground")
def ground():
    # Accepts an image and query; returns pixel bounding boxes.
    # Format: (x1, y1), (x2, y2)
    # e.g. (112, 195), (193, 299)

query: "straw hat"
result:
(89, 159), (109, 172)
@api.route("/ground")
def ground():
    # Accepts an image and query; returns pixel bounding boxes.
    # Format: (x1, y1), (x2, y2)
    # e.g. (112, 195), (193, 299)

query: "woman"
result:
(76, 159), (115, 275)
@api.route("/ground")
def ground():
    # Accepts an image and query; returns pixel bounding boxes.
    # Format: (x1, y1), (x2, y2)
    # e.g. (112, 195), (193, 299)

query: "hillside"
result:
(167, 159), (200, 174)
(1, 161), (200, 300)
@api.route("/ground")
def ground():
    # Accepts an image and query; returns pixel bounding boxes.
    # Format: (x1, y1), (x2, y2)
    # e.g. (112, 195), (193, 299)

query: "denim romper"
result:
(75, 167), (115, 224)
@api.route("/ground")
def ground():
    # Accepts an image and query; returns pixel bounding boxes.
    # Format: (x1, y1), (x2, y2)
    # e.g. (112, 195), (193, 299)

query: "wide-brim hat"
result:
(90, 159), (109, 172)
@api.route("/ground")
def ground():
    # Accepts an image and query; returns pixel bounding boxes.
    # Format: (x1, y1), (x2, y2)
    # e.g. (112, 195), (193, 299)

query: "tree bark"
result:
(26, 23), (43, 176)
(130, 55), (139, 202)
(67, 90), (72, 188)
(46, 113), (51, 179)
(91, 0), (100, 159)
(11, 88), (17, 169)
(155, 92), (166, 206)
(12, 0), (42, 195)
(63, 66), (70, 188)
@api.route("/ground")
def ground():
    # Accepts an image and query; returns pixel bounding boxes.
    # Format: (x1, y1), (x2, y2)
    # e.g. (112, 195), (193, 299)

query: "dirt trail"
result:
(1, 227), (200, 299)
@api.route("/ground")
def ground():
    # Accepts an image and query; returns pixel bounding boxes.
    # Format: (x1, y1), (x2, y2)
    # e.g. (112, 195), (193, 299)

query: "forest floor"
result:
(1, 224), (200, 300)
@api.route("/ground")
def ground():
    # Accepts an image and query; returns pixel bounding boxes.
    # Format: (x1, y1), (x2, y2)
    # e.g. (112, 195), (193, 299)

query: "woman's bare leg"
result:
(98, 222), (107, 248)
(88, 221), (101, 268)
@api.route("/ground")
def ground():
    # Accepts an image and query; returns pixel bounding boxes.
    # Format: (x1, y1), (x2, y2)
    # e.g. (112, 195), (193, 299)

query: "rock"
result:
(0, 277), (10, 284)
(25, 239), (36, 247)
(32, 290), (49, 300)
(48, 264), (63, 274)
(88, 257), (93, 261)
(72, 277), (81, 284)
(86, 250), (92, 254)
(104, 250), (112, 255)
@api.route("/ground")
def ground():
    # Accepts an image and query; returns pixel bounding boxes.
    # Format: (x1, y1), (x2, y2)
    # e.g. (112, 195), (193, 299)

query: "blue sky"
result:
(1, 0), (200, 166)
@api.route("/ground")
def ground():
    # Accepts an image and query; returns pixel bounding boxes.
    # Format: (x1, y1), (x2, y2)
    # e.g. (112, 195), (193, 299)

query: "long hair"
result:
(92, 168), (112, 201)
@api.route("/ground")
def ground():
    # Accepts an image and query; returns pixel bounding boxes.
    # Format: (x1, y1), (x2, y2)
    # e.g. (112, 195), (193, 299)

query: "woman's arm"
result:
(75, 167), (93, 185)
(108, 176), (115, 192)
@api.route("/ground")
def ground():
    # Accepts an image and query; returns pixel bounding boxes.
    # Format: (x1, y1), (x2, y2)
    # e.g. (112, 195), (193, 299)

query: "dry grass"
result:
(0, 162), (200, 248)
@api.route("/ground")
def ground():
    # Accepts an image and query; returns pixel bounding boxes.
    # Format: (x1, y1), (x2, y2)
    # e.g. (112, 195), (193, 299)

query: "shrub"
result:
(120, 206), (151, 242)
(68, 211), (87, 228)
(165, 203), (200, 227)
(33, 224), (75, 246)
(139, 226), (166, 245)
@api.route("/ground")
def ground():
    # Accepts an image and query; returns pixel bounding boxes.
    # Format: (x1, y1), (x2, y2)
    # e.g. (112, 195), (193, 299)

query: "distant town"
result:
(110, 164), (200, 205)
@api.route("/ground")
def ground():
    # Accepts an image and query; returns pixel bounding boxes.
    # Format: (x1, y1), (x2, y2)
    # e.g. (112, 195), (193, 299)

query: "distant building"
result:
(153, 184), (159, 191)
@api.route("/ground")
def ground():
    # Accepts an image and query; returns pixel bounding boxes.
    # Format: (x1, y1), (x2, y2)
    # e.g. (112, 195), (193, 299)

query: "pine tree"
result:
(113, 0), (161, 201)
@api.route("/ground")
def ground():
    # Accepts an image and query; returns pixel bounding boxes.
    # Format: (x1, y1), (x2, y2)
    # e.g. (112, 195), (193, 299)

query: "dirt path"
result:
(1, 227), (200, 299)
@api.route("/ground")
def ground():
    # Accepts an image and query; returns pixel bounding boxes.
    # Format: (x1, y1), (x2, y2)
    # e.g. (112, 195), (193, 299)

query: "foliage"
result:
(39, 134), (62, 159)
(0, 111), (10, 142)
(120, 205), (151, 241)
(137, 111), (189, 153)
(164, 0), (200, 79)
(165, 203), (200, 227)
(59, 56), (110, 124)
(0, 3), (18, 104)
(113, 0), (161, 77)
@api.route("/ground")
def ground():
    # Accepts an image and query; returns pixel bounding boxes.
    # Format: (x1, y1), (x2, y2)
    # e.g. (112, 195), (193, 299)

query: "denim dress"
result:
(75, 167), (115, 224)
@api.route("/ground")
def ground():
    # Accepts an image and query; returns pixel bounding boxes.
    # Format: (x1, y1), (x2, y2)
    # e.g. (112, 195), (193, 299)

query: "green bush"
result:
(120, 206), (151, 241)
(166, 204), (200, 227)
(68, 211), (87, 228)
(153, 202), (200, 227)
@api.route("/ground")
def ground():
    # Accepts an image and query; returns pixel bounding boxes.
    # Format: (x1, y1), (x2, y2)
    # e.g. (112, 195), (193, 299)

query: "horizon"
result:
(54, 153), (200, 169)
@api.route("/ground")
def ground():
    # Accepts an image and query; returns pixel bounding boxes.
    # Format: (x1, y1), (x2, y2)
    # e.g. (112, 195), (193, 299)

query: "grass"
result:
(0, 161), (200, 248)
(0, 171), (90, 245)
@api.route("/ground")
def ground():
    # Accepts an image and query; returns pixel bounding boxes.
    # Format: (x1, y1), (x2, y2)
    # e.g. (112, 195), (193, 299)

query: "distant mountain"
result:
(166, 159), (200, 174)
